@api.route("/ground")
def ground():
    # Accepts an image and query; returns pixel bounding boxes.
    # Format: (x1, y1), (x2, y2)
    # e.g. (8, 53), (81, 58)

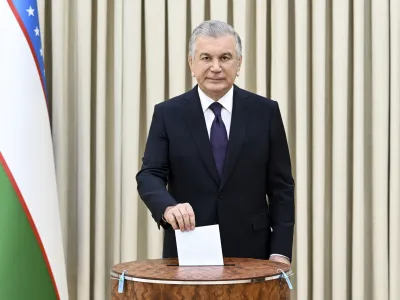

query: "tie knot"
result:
(209, 102), (223, 117)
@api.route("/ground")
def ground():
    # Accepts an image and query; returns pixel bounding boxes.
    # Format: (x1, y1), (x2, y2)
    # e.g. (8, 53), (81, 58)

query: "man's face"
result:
(188, 35), (242, 100)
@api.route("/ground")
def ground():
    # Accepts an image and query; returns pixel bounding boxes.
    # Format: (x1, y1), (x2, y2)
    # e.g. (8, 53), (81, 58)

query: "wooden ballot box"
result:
(110, 257), (293, 299)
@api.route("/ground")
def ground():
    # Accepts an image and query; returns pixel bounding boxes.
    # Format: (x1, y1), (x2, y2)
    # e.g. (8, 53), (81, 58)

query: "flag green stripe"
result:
(0, 162), (57, 299)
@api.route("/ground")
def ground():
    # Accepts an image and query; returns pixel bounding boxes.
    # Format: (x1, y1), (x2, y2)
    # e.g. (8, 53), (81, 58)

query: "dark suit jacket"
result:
(136, 85), (295, 261)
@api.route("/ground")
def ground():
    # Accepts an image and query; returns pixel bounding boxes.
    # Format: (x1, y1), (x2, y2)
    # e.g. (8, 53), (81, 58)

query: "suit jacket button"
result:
(219, 195), (223, 199)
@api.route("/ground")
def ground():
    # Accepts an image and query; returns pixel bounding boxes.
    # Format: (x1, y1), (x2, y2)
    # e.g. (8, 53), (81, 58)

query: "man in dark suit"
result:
(136, 20), (295, 265)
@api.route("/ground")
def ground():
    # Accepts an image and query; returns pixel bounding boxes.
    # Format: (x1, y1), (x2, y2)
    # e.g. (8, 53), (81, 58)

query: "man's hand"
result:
(164, 203), (195, 231)
(269, 255), (290, 266)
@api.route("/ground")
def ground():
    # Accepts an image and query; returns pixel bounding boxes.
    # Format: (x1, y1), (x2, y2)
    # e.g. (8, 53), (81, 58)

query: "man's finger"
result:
(179, 207), (191, 231)
(184, 204), (195, 229)
(166, 212), (179, 230)
(172, 209), (186, 231)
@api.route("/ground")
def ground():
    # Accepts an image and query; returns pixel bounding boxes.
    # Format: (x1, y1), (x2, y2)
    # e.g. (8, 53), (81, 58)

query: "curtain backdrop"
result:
(37, 0), (399, 299)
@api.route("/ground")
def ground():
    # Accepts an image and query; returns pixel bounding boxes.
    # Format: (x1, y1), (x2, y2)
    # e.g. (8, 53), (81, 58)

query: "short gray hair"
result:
(188, 20), (242, 58)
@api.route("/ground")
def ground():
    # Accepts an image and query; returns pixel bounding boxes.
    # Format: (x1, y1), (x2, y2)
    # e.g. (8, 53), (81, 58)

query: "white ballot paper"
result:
(175, 224), (224, 266)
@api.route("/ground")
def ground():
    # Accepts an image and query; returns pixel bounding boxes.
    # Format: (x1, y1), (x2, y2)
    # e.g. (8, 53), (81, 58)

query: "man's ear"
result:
(188, 55), (194, 77)
(237, 56), (243, 69)
(188, 55), (192, 68)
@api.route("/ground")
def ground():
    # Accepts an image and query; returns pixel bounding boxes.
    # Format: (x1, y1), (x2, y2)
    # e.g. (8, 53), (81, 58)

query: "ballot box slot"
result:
(166, 264), (236, 267)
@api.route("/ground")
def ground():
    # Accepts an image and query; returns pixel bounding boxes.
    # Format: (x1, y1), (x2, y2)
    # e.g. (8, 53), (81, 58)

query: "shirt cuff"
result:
(269, 253), (290, 261)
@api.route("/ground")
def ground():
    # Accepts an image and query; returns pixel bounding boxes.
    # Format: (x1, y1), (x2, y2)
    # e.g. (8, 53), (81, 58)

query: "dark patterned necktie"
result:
(209, 102), (228, 178)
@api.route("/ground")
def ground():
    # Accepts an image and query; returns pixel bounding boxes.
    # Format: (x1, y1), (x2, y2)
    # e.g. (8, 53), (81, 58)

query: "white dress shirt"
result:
(197, 86), (290, 263)
(198, 86), (233, 138)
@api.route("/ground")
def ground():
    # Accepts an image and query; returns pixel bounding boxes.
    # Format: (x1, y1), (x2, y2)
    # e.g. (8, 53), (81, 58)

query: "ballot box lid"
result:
(110, 257), (292, 285)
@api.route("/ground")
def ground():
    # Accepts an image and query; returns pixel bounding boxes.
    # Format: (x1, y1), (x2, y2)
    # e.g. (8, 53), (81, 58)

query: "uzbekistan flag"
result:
(0, 0), (69, 299)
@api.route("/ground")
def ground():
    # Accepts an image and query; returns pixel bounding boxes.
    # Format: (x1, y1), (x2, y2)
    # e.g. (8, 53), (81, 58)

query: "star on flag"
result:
(26, 6), (35, 16)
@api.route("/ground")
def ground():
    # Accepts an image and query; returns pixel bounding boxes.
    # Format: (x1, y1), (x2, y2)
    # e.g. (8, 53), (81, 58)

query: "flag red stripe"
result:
(0, 152), (60, 300)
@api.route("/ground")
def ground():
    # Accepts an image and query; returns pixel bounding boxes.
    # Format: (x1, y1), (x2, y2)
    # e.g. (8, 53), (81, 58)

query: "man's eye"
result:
(202, 57), (210, 60)
(222, 56), (230, 61)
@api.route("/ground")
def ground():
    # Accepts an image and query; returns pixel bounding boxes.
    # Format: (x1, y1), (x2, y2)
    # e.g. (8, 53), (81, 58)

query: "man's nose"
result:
(210, 59), (222, 72)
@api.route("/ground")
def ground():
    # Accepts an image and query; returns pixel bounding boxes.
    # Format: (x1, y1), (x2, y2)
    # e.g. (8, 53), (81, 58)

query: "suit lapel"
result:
(220, 85), (250, 190)
(183, 86), (220, 185)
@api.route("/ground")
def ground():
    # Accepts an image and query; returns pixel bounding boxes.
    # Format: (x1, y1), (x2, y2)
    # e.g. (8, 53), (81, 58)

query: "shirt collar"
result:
(198, 86), (233, 114)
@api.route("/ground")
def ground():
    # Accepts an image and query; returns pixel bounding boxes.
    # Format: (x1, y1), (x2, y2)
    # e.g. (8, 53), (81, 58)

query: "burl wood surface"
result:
(110, 258), (292, 300)
(111, 257), (290, 281)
